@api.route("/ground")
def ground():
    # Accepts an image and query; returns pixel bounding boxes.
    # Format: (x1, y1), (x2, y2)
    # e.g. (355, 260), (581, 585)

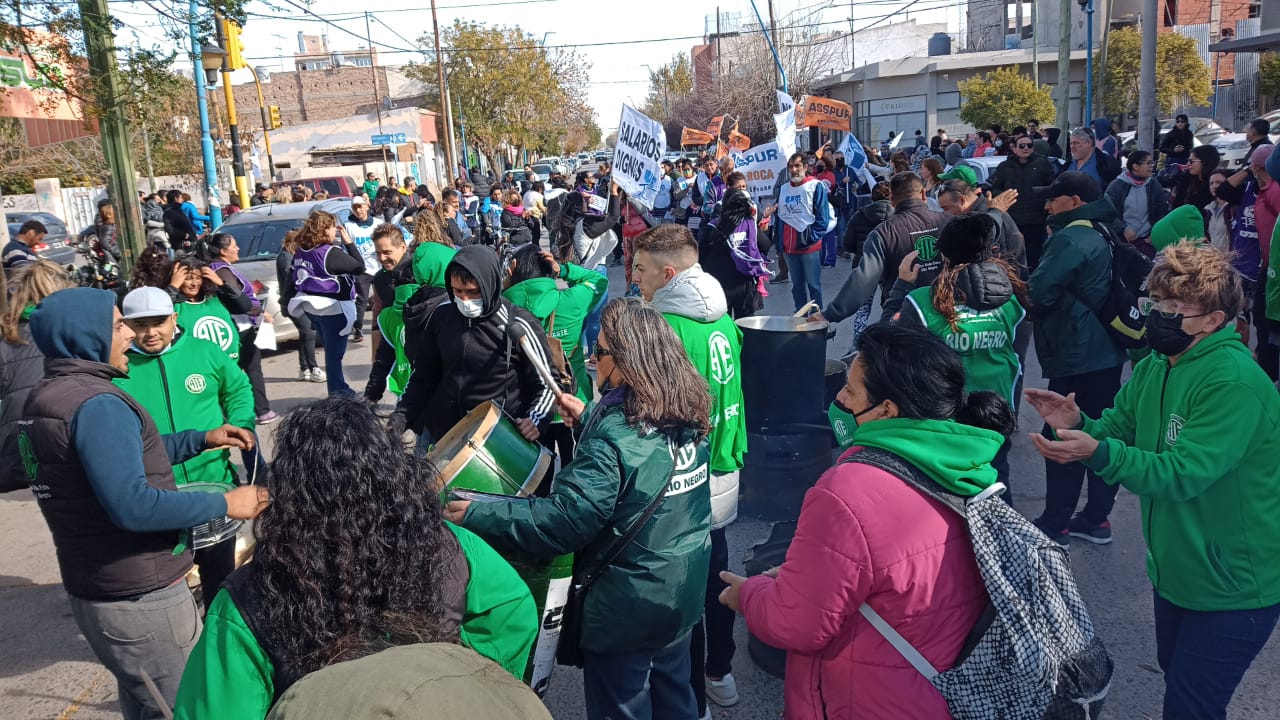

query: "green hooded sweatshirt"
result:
(377, 283), (420, 396)
(502, 262), (608, 402)
(1150, 204), (1208, 252)
(173, 523), (538, 720)
(1267, 221), (1280, 322)
(849, 417), (1005, 497)
(176, 296), (241, 360)
(412, 241), (457, 288)
(1080, 326), (1280, 611)
(113, 331), (254, 488)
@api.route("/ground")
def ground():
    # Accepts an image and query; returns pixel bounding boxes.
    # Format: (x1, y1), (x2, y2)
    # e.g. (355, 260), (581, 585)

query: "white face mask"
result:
(456, 298), (484, 318)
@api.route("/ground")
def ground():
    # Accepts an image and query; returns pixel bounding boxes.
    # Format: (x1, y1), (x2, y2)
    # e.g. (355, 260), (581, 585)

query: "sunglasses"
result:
(1016, 143), (1034, 149)
(594, 347), (613, 360)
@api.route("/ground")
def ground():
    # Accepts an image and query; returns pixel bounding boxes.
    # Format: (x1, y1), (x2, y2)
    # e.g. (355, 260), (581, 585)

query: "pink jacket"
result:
(739, 447), (988, 719)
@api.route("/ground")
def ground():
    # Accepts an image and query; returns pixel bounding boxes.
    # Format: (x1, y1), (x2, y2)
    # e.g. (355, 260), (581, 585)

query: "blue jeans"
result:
(581, 263), (608, 355)
(1154, 589), (1280, 720)
(583, 630), (698, 720)
(785, 251), (823, 311)
(306, 312), (355, 397)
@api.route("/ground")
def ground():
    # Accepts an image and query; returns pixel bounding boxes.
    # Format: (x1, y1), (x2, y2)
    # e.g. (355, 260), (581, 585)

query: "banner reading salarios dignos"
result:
(614, 105), (667, 209)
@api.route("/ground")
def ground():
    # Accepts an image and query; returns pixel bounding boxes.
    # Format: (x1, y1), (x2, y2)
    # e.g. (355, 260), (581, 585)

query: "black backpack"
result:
(1085, 222), (1154, 349)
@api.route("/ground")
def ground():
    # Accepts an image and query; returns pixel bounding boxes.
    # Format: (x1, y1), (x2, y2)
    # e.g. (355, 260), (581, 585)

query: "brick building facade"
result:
(207, 65), (395, 135)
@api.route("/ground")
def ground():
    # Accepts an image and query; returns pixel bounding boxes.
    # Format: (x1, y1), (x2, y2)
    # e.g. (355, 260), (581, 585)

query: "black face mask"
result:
(835, 159), (846, 169)
(1144, 312), (1200, 357)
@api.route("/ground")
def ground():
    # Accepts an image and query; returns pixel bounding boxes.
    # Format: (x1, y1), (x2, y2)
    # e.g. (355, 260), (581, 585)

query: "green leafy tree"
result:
(407, 21), (596, 171)
(643, 53), (694, 122)
(1259, 53), (1280, 103)
(1097, 27), (1211, 118)
(958, 67), (1057, 131)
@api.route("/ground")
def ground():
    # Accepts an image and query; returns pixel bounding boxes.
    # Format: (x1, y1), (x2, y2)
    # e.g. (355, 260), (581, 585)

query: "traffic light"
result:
(268, 105), (282, 129)
(220, 17), (246, 70)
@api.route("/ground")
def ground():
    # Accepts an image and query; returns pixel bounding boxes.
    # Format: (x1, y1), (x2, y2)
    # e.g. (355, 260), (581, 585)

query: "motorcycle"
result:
(68, 230), (124, 292)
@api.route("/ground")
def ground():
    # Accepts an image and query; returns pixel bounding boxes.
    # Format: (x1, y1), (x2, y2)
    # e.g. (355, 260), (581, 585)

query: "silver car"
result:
(213, 199), (357, 344)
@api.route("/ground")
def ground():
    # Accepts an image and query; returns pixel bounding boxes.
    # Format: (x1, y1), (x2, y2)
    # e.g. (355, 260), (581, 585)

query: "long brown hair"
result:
(599, 297), (711, 438)
(2, 261), (73, 344)
(932, 258), (1028, 331)
(285, 210), (338, 252)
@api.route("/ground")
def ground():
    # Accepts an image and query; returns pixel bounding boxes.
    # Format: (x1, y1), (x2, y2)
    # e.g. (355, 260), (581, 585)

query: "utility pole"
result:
(1137, 0), (1158, 150)
(247, 66), (276, 180)
(848, 0), (857, 70)
(429, 0), (456, 182)
(365, 12), (390, 184)
(1084, 0), (1095, 124)
(716, 7), (722, 88)
(1032, 0), (1038, 85)
(189, 0), (222, 228)
(77, 0), (142, 273)
(1055, 0), (1072, 155)
(141, 119), (157, 193)
(216, 16), (250, 209)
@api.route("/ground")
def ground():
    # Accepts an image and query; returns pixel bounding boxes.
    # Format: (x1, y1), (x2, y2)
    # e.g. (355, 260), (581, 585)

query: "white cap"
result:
(121, 286), (175, 320)
(351, 195), (368, 206)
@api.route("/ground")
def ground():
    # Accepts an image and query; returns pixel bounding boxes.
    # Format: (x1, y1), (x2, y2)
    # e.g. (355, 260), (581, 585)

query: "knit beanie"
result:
(1149, 204), (1207, 251)
(937, 212), (998, 264)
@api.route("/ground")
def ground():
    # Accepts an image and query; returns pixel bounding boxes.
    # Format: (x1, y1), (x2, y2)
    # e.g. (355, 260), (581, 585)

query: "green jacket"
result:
(1028, 200), (1128, 378)
(176, 297), (240, 360)
(502, 262), (608, 402)
(1080, 327), (1280, 611)
(412, 241), (457, 288)
(649, 266), (747, 474)
(113, 332), (254, 488)
(173, 523), (538, 719)
(462, 392), (711, 654)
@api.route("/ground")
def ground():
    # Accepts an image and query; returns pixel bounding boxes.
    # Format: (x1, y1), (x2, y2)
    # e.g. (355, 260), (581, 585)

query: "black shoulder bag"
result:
(556, 452), (675, 667)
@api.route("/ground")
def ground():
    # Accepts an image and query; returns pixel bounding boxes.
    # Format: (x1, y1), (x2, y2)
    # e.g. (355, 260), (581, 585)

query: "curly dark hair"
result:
(129, 246), (172, 289)
(174, 256), (215, 301)
(248, 397), (459, 679)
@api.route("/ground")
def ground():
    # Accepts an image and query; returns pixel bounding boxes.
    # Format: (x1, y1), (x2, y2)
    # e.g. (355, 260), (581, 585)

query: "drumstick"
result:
(793, 301), (818, 318)
(510, 322), (561, 393)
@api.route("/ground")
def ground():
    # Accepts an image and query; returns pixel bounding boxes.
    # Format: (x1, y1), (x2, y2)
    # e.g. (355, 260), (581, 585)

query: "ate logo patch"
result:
(192, 315), (235, 351)
(914, 234), (940, 262)
(185, 374), (207, 394)
(708, 332), (736, 385)
(1166, 414), (1185, 446)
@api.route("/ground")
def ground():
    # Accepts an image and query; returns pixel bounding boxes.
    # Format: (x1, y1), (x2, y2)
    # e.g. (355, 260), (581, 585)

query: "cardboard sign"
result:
(798, 95), (852, 132)
(681, 127), (715, 146)
(614, 104), (667, 209)
(706, 115), (725, 137)
(733, 142), (787, 203)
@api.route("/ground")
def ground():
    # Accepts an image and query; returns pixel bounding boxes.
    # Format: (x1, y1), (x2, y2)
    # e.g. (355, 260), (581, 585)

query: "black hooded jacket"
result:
(887, 261), (1016, 325)
(393, 245), (558, 440)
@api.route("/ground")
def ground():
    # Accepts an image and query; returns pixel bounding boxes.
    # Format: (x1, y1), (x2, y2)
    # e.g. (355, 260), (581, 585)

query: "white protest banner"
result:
(613, 104), (667, 209)
(734, 142), (787, 203)
(774, 109), (796, 157)
(777, 90), (795, 114)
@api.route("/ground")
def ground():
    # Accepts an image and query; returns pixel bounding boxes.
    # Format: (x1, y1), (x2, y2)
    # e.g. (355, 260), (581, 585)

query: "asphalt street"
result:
(2, 255), (1278, 719)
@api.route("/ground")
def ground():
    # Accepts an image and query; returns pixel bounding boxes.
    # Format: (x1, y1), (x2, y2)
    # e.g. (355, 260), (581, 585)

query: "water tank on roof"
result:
(928, 32), (952, 56)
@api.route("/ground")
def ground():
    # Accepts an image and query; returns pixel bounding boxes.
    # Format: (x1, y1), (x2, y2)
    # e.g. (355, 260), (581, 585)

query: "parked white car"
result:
(1212, 110), (1280, 169)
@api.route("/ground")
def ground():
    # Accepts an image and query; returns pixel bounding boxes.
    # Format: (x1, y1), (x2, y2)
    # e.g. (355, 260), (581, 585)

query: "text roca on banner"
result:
(614, 104), (667, 209)
(732, 141), (787, 202)
(799, 95), (852, 131)
(681, 127), (716, 146)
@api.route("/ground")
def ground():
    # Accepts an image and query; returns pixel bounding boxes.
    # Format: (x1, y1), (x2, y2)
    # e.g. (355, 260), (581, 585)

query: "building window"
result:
(1249, 1), (1260, 18)
(1163, 0), (1177, 27)
(937, 91), (961, 110)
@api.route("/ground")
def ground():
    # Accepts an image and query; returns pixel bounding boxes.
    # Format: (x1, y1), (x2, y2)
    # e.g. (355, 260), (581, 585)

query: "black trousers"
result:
(1018, 222), (1049, 272)
(1039, 365), (1124, 530)
(238, 328), (270, 416)
(193, 537), (236, 610)
(352, 274), (374, 334)
(689, 527), (735, 714)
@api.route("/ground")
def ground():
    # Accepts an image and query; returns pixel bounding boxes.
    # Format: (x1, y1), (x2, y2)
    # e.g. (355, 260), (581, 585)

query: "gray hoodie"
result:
(649, 264), (728, 322)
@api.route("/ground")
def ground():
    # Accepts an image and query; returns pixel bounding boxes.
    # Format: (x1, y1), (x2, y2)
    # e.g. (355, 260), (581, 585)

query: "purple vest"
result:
(291, 245), (353, 299)
(209, 260), (261, 327)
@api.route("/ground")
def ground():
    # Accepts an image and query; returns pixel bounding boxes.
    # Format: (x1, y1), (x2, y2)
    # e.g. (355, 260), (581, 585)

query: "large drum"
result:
(179, 482), (242, 550)
(507, 550), (573, 696)
(428, 401), (552, 497)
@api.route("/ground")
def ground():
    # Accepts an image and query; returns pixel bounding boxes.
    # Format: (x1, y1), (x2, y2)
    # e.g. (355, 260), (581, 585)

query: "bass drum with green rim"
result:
(428, 401), (553, 497)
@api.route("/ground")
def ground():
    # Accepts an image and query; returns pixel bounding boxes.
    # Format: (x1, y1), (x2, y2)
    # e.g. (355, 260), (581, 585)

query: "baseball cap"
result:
(936, 165), (978, 186)
(122, 287), (175, 320)
(351, 195), (368, 206)
(1033, 171), (1101, 202)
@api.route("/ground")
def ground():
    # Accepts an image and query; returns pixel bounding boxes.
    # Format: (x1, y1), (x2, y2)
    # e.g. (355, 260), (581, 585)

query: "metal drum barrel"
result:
(428, 401), (552, 498)
(739, 431), (833, 521)
(504, 550), (574, 696)
(736, 316), (829, 435)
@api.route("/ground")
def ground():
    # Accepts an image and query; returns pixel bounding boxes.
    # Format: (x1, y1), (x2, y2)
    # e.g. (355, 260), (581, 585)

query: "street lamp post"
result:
(191, 5), (223, 229)
(1080, 0), (1095, 125)
(246, 66), (276, 181)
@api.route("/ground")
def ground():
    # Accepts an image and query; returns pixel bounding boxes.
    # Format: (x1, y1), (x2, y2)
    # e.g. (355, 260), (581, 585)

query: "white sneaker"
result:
(298, 368), (312, 381)
(309, 367), (327, 383)
(705, 673), (738, 707)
